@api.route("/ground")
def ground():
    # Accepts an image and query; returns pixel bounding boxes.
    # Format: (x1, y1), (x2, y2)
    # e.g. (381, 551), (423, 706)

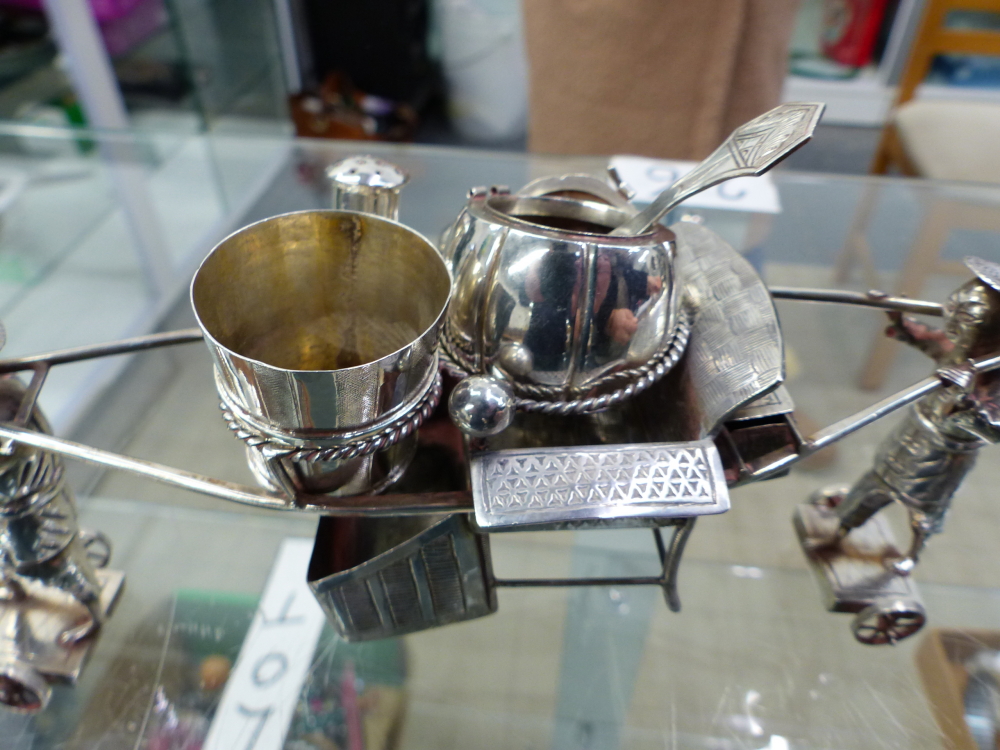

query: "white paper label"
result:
(203, 538), (326, 750)
(609, 155), (782, 214)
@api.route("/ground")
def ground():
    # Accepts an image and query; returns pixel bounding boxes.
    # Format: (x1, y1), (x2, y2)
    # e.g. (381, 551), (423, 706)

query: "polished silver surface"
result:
(0, 328), (203, 373)
(445, 304), (693, 429)
(768, 287), (944, 316)
(326, 155), (408, 219)
(443, 190), (679, 394)
(192, 209), (451, 496)
(672, 221), (784, 436)
(517, 173), (637, 211)
(307, 514), (495, 641)
(10, 150), (1000, 676)
(192, 210), (449, 434)
(462, 222), (775, 530)
(448, 375), (515, 437)
(221, 368), (442, 465)
(494, 521), (695, 612)
(788, 266), (1000, 628)
(504, 305), (693, 417)
(611, 102), (825, 236)
(470, 439), (729, 530)
(223, 367), (441, 498)
(0, 421), (476, 514)
(746, 351), (1000, 484)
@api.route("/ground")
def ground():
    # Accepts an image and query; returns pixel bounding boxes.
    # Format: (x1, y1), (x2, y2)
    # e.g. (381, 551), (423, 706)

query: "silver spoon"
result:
(610, 102), (825, 236)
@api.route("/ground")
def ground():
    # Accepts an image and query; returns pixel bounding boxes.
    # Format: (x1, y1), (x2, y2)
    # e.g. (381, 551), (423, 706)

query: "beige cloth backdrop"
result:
(523, 0), (801, 159)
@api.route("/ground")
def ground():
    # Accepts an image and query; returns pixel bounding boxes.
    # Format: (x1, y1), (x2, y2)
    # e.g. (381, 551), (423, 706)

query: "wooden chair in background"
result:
(839, 0), (1000, 389)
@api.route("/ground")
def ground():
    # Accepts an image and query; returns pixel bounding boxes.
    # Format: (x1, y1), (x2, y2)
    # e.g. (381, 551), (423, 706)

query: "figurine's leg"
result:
(893, 515), (931, 576)
(884, 510), (933, 575)
(53, 546), (103, 644)
(22, 538), (104, 644)
(835, 471), (896, 535)
(0, 573), (26, 602)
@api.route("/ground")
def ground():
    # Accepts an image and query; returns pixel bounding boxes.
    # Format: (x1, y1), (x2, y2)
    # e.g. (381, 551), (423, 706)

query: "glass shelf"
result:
(0, 131), (999, 747)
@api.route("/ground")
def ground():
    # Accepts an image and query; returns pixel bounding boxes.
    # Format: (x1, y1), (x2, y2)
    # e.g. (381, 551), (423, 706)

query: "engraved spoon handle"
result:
(609, 102), (825, 236)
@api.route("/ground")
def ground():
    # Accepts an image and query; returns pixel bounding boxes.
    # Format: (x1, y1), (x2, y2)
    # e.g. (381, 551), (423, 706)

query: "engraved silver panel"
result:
(728, 384), (795, 422)
(672, 221), (785, 436)
(308, 514), (496, 640)
(471, 439), (729, 530)
(612, 102), (824, 236)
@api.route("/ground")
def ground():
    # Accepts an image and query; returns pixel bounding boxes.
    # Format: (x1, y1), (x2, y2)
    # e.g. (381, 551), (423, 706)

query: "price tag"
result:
(203, 538), (326, 750)
(609, 155), (782, 214)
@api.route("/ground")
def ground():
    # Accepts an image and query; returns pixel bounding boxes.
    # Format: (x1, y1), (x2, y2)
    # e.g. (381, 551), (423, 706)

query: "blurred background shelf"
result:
(783, 0), (1000, 125)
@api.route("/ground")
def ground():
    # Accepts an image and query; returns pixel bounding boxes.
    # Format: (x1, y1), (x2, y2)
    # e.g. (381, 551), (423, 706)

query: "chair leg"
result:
(870, 121), (899, 175)
(870, 123), (919, 177)
(835, 183), (882, 287)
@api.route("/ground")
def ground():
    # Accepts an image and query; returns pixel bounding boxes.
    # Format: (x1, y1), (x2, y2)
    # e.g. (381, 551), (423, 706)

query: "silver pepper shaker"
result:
(326, 155), (409, 220)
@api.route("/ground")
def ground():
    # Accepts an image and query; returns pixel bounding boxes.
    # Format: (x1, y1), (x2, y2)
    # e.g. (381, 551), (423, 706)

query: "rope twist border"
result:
(219, 371), (443, 463)
(441, 304), (694, 416)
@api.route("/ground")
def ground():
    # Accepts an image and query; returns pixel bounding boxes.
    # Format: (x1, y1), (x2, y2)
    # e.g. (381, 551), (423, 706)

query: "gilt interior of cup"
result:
(191, 210), (451, 371)
(486, 195), (642, 236)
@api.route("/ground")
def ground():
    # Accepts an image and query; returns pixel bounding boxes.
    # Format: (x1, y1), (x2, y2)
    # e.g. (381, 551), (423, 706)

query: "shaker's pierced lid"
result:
(326, 155), (408, 190)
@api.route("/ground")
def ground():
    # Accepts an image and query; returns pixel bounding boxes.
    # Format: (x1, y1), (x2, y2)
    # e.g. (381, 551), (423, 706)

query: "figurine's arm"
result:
(948, 373), (1000, 443)
(885, 311), (953, 362)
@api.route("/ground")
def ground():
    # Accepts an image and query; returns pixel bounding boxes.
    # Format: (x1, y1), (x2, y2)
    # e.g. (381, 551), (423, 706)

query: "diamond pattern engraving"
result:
(474, 441), (726, 524)
(727, 103), (818, 167)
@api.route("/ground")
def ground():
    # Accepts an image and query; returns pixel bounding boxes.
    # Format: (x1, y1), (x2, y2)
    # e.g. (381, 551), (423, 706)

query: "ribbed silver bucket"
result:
(191, 209), (452, 496)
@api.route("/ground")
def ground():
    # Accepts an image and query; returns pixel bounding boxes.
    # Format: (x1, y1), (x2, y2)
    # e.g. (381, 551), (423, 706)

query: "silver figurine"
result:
(838, 258), (1000, 571)
(12, 103), (1000, 714)
(0, 372), (123, 712)
(795, 257), (1000, 644)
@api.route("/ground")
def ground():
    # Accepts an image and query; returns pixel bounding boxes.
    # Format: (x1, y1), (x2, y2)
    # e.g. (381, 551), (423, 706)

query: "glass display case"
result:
(0, 0), (290, 136)
(0, 129), (999, 748)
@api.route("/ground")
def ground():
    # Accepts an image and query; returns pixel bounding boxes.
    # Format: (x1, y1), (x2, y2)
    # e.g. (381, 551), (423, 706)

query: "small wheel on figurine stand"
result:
(80, 530), (112, 569)
(851, 597), (926, 645)
(0, 660), (51, 713)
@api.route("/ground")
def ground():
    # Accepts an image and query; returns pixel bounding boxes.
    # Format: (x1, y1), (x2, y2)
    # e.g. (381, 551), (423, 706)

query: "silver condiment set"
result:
(12, 100), (999, 711)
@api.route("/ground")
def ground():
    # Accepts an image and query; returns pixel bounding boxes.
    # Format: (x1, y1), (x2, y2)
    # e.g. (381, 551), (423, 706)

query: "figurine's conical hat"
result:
(965, 256), (1000, 292)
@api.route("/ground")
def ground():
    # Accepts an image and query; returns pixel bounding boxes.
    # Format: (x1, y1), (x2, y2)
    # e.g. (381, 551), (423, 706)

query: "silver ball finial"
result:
(448, 376), (515, 437)
(497, 342), (534, 379)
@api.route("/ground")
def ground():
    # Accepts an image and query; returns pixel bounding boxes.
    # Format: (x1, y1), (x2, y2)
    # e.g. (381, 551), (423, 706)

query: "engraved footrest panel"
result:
(471, 439), (730, 531)
(307, 515), (496, 641)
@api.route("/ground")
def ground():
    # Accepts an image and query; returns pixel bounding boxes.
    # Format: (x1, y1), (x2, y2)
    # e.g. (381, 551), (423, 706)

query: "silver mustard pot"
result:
(441, 186), (679, 396)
